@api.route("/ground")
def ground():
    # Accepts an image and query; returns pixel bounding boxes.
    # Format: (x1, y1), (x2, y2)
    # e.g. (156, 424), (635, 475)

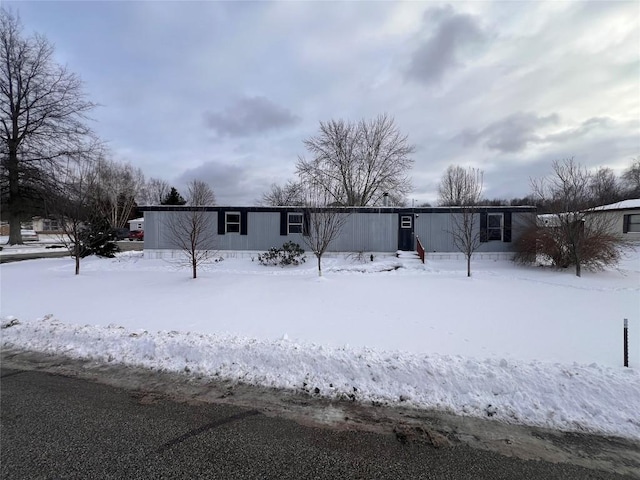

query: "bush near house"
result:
(514, 220), (627, 271)
(258, 242), (306, 267)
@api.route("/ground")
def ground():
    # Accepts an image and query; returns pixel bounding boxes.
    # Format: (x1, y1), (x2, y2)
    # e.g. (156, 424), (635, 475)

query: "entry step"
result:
(396, 250), (421, 259)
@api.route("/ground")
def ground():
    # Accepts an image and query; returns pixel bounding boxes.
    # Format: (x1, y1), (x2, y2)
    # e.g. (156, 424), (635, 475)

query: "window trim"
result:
(400, 215), (412, 229)
(486, 212), (503, 241)
(288, 212), (303, 234)
(225, 211), (241, 234)
(627, 214), (640, 233)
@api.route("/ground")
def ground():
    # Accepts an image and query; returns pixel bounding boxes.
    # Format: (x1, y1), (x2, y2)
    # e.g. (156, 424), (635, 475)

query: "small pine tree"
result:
(161, 187), (187, 205)
(74, 214), (120, 259)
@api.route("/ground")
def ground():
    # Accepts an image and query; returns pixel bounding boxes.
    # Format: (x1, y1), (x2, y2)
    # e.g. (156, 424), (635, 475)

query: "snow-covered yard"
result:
(1, 249), (639, 439)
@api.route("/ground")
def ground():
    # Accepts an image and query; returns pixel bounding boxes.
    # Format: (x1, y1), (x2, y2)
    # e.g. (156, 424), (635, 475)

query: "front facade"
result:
(140, 205), (536, 257)
(128, 217), (144, 232)
(588, 199), (640, 240)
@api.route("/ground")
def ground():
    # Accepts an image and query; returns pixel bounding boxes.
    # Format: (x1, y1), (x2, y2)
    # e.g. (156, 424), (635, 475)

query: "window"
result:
(43, 218), (61, 231)
(225, 212), (240, 233)
(487, 213), (503, 241)
(626, 214), (640, 233)
(401, 215), (412, 228)
(288, 213), (303, 234)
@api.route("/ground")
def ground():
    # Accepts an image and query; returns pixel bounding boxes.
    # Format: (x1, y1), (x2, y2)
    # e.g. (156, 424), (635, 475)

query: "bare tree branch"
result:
(138, 177), (170, 205)
(438, 165), (483, 207)
(1, 8), (99, 244)
(260, 180), (305, 206)
(93, 157), (145, 229)
(296, 114), (414, 206)
(439, 166), (484, 276)
(526, 158), (630, 276)
(300, 182), (350, 276)
(50, 156), (99, 275)
(165, 180), (217, 279)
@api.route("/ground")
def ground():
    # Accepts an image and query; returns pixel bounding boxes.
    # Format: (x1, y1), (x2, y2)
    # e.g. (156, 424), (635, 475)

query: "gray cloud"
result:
(457, 112), (559, 153)
(204, 96), (300, 137)
(176, 161), (246, 204)
(406, 5), (487, 85)
(544, 117), (613, 143)
(176, 158), (289, 206)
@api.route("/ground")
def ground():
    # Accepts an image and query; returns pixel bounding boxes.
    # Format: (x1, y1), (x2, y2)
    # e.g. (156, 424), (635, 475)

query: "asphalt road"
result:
(1, 365), (635, 480)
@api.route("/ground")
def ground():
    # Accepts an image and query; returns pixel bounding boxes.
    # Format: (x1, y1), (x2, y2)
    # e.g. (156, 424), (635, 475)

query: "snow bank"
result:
(2, 315), (639, 439)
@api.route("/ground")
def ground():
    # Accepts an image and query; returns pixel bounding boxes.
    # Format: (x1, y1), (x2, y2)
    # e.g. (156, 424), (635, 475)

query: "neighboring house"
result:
(589, 199), (640, 239)
(0, 218), (62, 235)
(30, 217), (63, 233)
(128, 217), (144, 232)
(140, 205), (536, 258)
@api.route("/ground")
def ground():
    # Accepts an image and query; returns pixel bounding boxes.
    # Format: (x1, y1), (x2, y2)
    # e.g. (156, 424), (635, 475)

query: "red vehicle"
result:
(128, 230), (144, 241)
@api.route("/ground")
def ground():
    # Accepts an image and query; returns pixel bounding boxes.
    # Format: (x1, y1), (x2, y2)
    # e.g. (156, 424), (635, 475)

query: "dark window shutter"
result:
(503, 212), (512, 242)
(217, 210), (225, 235)
(240, 210), (248, 235)
(280, 211), (287, 236)
(623, 214), (630, 233)
(303, 211), (310, 237)
(480, 212), (488, 242)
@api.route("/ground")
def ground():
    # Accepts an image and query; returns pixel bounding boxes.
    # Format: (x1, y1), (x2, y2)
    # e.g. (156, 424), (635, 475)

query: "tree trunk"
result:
(7, 148), (23, 245)
(317, 254), (322, 277)
(192, 257), (197, 279)
(575, 262), (581, 277)
(7, 213), (22, 245)
(467, 255), (471, 277)
(75, 250), (80, 275)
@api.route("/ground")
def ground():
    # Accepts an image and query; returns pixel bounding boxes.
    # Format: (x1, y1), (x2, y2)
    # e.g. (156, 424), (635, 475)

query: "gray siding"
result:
(142, 207), (535, 254)
(329, 213), (396, 252)
(415, 213), (454, 252)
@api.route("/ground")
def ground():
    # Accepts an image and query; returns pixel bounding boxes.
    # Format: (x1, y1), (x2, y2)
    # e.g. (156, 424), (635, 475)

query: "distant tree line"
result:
(475, 159), (639, 212)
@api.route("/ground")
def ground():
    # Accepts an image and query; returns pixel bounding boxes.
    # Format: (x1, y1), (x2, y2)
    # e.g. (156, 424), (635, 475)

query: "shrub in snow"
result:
(258, 242), (306, 267)
(72, 217), (120, 259)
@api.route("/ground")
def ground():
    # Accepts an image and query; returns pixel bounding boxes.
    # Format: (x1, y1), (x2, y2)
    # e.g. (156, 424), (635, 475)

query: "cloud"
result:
(176, 161), (246, 204)
(204, 96), (300, 137)
(457, 112), (559, 153)
(175, 157), (291, 206)
(544, 117), (613, 143)
(406, 5), (487, 85)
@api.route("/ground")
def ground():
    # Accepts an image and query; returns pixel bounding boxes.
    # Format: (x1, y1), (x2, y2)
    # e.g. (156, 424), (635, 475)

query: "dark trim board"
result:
(140, 205), (537, 214)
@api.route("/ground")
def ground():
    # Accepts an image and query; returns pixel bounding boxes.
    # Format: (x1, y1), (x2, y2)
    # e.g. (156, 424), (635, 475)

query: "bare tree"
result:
(296, 114), (414, 206)
(589, 167), (620, 206)
(439, 166), (484, 277)
(530, 158), (628, 277)
(165, 180), (216, 279)
(52, 157), (102, 275)
(438, 165), (483, 206)
(93, 158), (144, 229)
(0, 9), (99, 244)
(622, 157), (640, 199)
(139, 177), (170, 205)
(261, 180), (305, 206)
(301, 183), (350, 276)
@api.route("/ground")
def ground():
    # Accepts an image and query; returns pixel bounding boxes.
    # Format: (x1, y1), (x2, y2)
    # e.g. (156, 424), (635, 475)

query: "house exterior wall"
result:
(141, 206), (536, 255)
(586, 208), (640, 240)
(415, 210), (533, 253)
(328, 213), (397, 252)
(128, 218), (144, 231)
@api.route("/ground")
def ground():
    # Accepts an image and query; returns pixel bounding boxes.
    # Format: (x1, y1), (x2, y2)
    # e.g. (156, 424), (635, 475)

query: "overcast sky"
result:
(8, 1), (639, 205)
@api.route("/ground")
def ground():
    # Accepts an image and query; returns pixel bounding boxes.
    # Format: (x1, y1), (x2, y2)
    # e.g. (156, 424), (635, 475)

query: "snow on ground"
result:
(1, 249), (639, 439)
